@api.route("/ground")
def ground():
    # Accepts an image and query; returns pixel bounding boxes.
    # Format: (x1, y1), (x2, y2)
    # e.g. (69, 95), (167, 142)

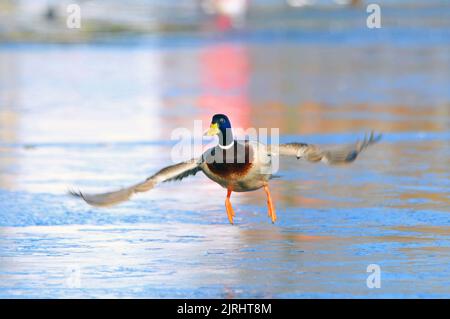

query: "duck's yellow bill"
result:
(205, 123), (220, 136)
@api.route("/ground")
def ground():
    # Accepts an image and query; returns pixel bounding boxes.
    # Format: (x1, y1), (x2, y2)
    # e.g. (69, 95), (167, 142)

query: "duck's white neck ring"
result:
(218, 141), (234, 150)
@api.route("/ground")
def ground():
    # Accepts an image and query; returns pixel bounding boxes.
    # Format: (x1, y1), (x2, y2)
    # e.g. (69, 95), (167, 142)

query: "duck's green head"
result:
(205, 114), (232, 136)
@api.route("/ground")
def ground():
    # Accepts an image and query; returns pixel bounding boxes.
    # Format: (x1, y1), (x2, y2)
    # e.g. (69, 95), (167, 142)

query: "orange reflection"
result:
(241, 229), (332, 243)
(198, 43), (251, 129)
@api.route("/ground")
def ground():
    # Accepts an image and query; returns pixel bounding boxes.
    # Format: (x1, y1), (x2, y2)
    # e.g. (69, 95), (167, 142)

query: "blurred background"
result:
(0, 0), (449, 298)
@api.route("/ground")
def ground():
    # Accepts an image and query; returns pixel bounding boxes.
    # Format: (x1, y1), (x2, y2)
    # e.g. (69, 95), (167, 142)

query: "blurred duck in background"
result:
(201, 0), (249, 30)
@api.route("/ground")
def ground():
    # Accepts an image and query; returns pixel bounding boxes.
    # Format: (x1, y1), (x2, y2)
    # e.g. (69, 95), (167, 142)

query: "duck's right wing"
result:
(69, 159), (202, 207)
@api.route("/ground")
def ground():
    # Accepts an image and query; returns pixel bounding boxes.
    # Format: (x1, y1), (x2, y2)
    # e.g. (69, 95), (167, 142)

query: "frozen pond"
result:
(0, 29), (449, 297)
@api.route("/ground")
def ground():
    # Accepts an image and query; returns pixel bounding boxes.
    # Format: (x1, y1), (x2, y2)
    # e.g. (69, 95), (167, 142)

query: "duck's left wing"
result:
(70, 159), (202, 207)
(269, 132), (381, 165)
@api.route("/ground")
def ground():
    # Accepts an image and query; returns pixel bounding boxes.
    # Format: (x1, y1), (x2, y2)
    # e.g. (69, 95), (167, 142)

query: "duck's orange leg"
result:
(263, 185), (277, 223)
(225, 188), (235, 224)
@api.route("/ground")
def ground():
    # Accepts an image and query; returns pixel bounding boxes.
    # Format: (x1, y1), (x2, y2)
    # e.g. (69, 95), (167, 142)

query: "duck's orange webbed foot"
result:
(225, 188), (235, 224)
(263, 185), (277, 224)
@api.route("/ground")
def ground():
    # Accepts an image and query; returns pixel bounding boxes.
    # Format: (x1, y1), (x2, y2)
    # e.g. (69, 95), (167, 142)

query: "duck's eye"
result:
(220, 118), (225, 123)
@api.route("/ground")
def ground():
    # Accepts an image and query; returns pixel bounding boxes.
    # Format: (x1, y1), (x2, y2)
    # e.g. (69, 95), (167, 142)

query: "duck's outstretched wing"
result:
(269, 132), (381, 165)
(69, 159), (202, 207)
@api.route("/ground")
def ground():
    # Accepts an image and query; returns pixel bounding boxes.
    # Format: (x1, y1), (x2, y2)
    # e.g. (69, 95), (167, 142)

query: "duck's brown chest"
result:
(206, 142), (254, 179)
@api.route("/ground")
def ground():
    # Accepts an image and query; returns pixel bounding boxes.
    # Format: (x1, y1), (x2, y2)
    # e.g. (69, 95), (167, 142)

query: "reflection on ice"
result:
(0, 25), (449, 297)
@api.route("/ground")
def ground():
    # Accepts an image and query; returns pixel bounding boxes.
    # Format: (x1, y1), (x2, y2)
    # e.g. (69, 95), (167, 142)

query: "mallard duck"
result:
(71, 114), (381, 224)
